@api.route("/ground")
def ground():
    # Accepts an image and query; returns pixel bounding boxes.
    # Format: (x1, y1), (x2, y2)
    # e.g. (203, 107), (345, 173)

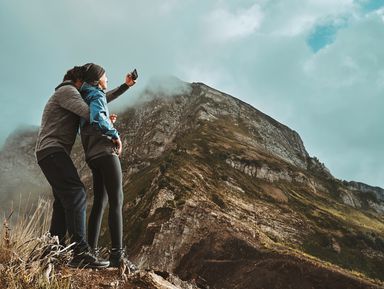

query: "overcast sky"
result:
(0, 0), (383, 188)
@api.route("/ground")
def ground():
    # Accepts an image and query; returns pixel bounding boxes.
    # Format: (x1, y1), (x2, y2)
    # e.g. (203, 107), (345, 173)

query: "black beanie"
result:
(82, 63), (105, 84)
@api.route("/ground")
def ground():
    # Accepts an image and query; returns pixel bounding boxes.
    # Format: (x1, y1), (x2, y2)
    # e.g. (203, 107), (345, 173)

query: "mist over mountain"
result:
(0, 125), (49, 214)
(1, 80), (383, 288)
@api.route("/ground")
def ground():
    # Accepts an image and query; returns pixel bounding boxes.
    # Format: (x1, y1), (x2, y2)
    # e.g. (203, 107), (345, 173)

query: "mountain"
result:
(0, 126), (49, 212)
(1, 81), (383, 289)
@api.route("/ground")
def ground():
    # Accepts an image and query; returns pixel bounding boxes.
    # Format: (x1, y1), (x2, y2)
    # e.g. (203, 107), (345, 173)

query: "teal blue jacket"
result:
(79, 82), (129, 162)
(80, 82), (119, 140)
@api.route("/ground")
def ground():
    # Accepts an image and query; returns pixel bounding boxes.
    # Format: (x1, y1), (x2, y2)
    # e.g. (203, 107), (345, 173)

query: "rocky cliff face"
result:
(1, 81), (383, 289)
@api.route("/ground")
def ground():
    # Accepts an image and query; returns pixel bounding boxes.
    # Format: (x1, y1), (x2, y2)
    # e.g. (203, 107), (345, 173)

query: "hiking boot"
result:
(68, 251), (109, 269)
(109, 248), (138, 272)
(90, 247), (101, 257)
(90, 247), (109, 261)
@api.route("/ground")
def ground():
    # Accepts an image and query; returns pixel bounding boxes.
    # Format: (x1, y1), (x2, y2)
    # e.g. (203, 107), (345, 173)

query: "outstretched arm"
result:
(106, 83), (129, 103)
(106, 72), (136, 103)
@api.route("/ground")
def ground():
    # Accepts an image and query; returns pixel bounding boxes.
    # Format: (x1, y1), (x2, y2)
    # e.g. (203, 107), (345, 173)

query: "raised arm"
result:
(105, 72), (136, 103)
(106, 83), (129, 103)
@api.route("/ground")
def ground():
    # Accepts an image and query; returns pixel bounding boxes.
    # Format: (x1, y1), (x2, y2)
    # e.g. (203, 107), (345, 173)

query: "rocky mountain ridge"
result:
(1, 81), (383, 288)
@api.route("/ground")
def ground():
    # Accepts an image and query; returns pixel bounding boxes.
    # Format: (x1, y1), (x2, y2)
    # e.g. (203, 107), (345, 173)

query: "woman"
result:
(79, 63), (136, 267)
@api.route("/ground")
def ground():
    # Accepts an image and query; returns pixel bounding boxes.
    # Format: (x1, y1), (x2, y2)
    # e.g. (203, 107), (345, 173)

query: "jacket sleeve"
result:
(89, 92), (119, 139)
(57, 86), (90, 121)
(106, 83), (129, 103)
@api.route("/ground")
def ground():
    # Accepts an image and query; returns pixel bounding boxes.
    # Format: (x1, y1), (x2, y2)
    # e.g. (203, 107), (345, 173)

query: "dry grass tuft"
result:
(0, 199), (73, 289)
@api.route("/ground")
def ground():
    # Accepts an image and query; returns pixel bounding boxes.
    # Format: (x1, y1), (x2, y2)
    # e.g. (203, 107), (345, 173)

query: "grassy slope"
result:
(113, 114), (384, 286)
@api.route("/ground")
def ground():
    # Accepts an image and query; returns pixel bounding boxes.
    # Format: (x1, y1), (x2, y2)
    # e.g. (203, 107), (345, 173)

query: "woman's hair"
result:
(62, 66), (85, 82)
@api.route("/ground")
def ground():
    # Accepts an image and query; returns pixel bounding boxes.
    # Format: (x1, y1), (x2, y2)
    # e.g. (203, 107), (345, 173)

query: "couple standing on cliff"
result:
(35, 63), (137, 269)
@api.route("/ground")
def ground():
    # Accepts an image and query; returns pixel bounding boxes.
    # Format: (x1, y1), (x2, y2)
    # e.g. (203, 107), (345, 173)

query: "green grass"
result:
(178, 118), (384, 281)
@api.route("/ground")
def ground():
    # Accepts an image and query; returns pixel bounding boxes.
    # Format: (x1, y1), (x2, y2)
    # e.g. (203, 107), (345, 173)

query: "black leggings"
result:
(87, 155), (123, 249)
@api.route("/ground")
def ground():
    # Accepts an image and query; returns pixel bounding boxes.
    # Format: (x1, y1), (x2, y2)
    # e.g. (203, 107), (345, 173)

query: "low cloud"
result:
(142, 75), (192, 98)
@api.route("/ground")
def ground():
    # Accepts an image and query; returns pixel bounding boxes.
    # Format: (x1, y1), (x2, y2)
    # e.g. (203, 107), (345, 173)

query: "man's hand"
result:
(125, 73), (136, 87)
(112, 137), (123, 157)
(109, 114), (117, 124)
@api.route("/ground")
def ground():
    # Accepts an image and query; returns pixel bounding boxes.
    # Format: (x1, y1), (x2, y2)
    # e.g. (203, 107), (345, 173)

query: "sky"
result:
(0, 0), (383, 188)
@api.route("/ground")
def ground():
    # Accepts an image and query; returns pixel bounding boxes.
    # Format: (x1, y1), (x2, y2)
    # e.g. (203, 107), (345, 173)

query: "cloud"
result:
(204, 4), (264, 42)
(258, 0), (356, 36)
(0, 0), (383, 189)
(299, 13), (384, 184)
(141, 75), (192, 99)
(177, 2), (384, 187)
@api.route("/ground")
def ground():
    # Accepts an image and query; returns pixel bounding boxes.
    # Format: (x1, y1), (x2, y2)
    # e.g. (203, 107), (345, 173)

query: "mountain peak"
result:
(1, 80), (384, 288)
(138, 80), (311, 169)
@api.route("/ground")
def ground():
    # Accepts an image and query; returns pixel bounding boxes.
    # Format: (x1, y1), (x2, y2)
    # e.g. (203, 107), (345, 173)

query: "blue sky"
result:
(0, 0), (383, 188)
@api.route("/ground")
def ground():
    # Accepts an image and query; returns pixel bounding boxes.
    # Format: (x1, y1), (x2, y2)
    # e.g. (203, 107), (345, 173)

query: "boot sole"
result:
(68, 262), (110, 269)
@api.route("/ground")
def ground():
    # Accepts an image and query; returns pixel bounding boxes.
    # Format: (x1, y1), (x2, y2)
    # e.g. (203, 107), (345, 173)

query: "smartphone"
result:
(131, 69), (138, 80)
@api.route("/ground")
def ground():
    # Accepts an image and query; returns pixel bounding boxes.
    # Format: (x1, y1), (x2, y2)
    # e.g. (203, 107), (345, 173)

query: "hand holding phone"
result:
(131, 69), (138, 80)
(126, 69), (138, 86)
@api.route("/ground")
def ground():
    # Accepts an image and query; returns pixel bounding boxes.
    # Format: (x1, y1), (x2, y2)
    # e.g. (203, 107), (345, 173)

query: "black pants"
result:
(87, 154), (123, 250)
(38, 151), (88, 253)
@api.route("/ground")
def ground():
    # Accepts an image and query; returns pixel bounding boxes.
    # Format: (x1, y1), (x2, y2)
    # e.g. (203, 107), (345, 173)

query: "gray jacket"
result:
(35, 81), (128, 162)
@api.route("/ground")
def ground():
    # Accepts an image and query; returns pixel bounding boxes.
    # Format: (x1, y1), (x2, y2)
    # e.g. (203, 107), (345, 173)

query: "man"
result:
(35, 65), (136, 268)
